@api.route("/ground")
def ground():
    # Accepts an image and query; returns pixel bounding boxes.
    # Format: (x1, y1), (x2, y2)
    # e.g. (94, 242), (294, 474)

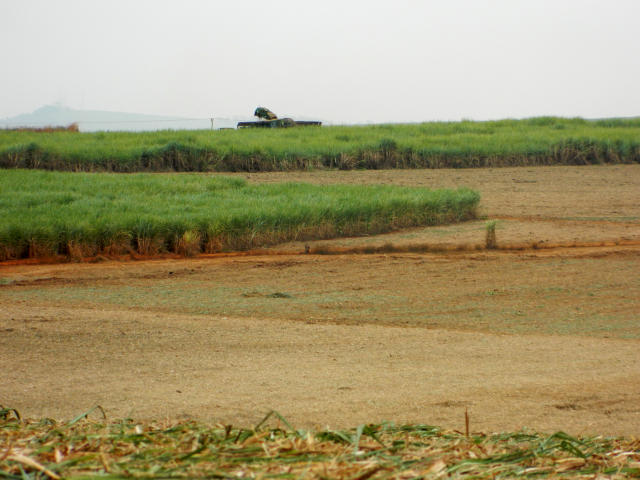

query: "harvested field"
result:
(1, 165), (639, 438)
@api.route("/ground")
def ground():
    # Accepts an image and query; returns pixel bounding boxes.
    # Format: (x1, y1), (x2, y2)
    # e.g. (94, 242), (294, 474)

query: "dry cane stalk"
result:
(8, 452), (61, 480)
(465, 408), (470, 437)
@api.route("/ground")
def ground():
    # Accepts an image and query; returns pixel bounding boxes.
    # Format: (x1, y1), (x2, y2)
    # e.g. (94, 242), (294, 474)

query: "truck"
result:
(236, 107), (321, 128)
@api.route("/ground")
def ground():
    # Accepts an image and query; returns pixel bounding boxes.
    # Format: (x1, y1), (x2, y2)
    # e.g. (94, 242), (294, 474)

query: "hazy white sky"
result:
(2, 0), (639, 123)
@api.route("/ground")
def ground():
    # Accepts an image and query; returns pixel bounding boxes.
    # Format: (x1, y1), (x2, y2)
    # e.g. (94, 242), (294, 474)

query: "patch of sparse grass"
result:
(1, 409), (638, 479)
(485, 220), (498, 249)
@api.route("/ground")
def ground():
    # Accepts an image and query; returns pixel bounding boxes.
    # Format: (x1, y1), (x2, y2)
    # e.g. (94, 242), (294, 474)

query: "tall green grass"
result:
(1, 117), (639, 172)
(0, 170), (479, 260)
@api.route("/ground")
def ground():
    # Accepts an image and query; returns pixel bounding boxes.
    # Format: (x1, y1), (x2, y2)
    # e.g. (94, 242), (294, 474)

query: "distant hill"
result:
(0, 105), (239, 132)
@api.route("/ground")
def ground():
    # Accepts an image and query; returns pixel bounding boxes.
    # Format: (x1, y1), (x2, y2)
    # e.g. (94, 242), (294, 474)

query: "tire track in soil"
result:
(2, 242), (640, 287)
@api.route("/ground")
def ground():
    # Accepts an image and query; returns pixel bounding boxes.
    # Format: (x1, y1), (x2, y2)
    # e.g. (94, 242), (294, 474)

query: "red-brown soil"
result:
(1, 165), (639, 435)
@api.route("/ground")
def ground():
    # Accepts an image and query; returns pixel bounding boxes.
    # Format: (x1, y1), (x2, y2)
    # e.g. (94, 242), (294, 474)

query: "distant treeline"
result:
(1, 117), (639, 172)
(3, 122), (79, 133)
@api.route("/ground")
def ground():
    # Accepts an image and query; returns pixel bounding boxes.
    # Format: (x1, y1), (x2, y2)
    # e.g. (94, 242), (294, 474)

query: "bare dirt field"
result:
(1, 165), (639, 436)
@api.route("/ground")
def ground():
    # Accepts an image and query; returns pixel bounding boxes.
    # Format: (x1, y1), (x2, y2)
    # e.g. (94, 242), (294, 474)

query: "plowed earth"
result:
(1, 165), (639, 435)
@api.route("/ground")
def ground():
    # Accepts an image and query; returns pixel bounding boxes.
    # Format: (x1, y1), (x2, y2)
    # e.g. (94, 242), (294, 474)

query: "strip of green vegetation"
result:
(1, 409), (638, 479)
(1, 117), (639, 172)
(0, 170), (479, 260)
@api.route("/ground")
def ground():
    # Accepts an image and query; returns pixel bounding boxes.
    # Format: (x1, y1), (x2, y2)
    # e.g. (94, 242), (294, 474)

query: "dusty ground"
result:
(1, 165), (639, 435)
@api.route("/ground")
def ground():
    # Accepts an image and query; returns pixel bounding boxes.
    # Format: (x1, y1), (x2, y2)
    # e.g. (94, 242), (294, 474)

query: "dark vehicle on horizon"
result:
(237, 107), (322, 128)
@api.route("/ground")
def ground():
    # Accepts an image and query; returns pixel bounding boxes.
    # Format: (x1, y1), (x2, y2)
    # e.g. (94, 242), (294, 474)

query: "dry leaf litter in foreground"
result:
(1, 409), (639, 479)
